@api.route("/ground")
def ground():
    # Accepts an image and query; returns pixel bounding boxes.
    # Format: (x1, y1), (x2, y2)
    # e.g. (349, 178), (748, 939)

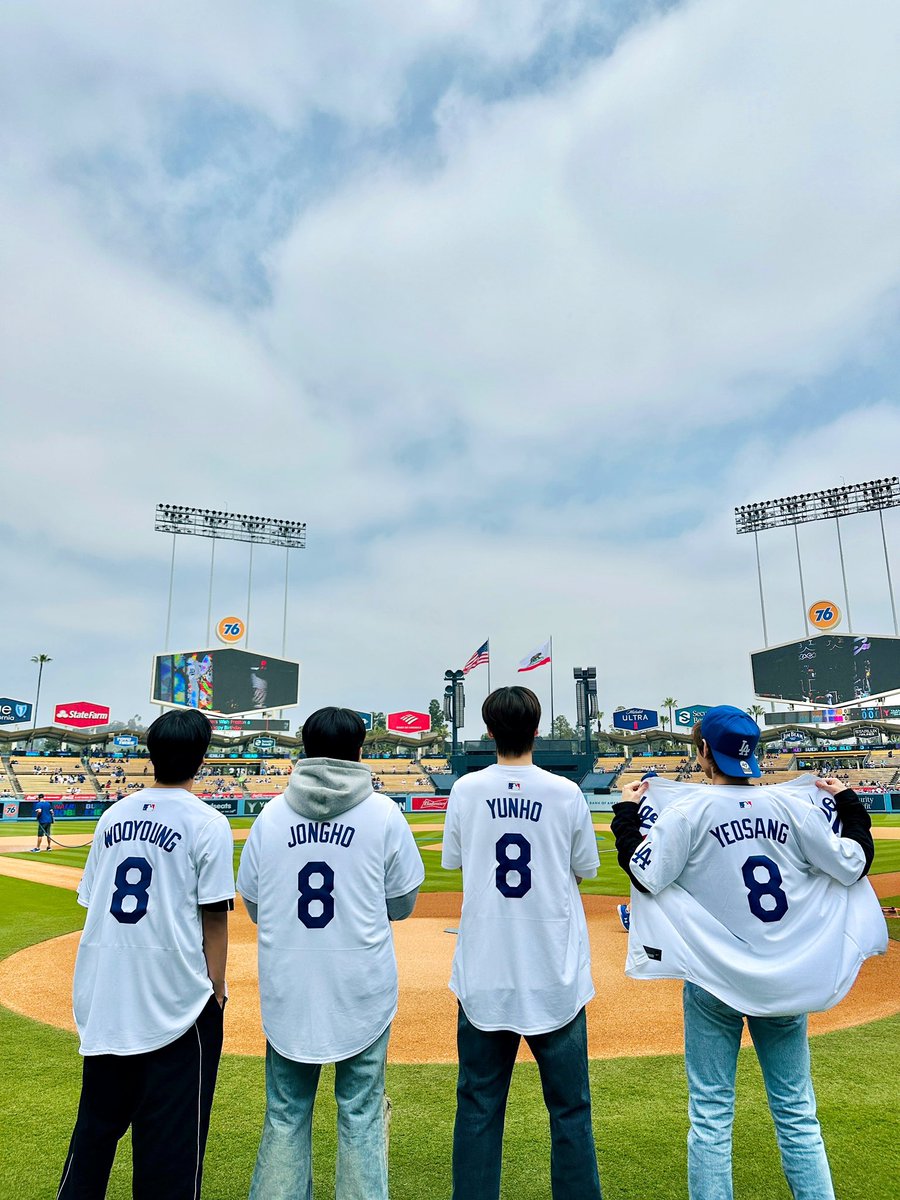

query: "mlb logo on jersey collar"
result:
(508, 782), (522, 790)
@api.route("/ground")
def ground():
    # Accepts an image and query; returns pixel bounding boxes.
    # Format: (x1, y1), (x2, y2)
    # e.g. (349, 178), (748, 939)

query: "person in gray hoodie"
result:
(238, 707), (425, 1200)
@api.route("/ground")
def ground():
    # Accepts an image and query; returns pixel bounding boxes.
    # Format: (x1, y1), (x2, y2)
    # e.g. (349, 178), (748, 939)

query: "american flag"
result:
(463, 640), (490, 674)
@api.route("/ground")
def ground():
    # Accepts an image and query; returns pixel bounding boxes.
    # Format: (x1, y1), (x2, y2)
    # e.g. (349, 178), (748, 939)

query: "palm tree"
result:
(31, 653), (53, 738)
(661, 697), (677, 733)
(747, 704), (766, 723)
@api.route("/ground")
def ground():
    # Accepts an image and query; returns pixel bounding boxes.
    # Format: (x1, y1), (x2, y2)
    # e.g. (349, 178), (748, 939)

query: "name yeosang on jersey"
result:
(103, 818), (182, 853)
(709, 817), (789, 849)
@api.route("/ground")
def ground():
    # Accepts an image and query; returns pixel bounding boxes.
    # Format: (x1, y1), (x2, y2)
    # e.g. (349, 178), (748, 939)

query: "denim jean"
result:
(683, 983), (835, 1200)
(452, 1004), (602, 1200)
(249, 1024), (391, 1200)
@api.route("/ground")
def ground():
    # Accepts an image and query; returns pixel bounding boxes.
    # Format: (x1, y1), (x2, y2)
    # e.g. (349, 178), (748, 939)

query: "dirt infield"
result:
(0, 891), (897, 1063)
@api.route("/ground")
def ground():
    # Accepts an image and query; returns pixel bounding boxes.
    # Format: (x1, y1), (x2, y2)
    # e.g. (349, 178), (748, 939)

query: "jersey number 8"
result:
(109, 856), (153, 925)
(741, 854), (788, 923)
(495, 833), (532, 898)
(297, 861), (335, 929)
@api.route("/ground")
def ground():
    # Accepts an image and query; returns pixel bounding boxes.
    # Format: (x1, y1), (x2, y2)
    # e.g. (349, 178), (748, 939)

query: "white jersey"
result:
(625, 776), (887, 1015)
(74, 788), (235, 1055)
(442, 763), (599, 1035)
(237, 790), (424, 1063)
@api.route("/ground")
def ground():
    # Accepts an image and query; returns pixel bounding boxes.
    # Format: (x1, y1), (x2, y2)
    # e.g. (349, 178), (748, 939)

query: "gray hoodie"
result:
(244, 757), (419, 922)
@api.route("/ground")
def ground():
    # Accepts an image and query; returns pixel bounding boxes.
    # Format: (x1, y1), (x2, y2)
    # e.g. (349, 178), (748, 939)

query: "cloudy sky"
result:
(2, 0), (900, 733)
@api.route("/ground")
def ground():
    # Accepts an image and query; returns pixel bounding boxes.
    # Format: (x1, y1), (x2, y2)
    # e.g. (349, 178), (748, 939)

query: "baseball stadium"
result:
(6, 6), (900, 1197)
(2, 559), (900, 1198)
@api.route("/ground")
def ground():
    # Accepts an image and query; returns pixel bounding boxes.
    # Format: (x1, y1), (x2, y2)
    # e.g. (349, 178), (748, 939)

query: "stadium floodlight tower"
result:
(443, 668), (465, 755)
(735, 477), (900, 645)
(573, 667), (598, 760)
(154, 504), (307, 653)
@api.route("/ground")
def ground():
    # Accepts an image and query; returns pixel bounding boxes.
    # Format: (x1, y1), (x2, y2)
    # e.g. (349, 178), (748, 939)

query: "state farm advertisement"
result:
(386, 710), (431, 734)
(54, 702), (111, 728)
(410, 795), (448, 812)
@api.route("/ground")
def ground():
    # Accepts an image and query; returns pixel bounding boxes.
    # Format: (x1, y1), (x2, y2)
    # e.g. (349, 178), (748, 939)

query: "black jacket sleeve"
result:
(610, 803), (650, 894)
(833, 788), (875, 878)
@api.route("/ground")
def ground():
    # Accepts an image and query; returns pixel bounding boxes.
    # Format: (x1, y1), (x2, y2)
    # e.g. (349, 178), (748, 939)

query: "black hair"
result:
(302, 707), (367, 761)
(482, 687), (541, 757)
(146, 709), (212, 785)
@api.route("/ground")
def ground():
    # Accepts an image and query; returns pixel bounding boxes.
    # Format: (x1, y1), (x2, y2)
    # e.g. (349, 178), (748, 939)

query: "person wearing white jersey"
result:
(238, 707), (424, 1200)
(442, 686), (603, 1200)
(58, 709), (235, 1200)
(611, 706), (877, 1200)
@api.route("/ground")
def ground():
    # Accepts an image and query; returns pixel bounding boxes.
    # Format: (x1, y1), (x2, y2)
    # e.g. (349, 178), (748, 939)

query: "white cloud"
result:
(2, 0), (900, 726)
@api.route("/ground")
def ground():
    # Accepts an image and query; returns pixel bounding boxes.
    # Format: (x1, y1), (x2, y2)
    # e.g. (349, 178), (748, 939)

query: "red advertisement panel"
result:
(386, 710), (431, 734)
(410, 795), (448, 812)
(54, 702), (111, 728)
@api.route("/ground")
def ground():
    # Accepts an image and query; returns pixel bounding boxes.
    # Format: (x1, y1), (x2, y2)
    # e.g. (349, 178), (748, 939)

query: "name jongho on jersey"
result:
(103, 819), (182, 853)
(287, 821), (356, 849)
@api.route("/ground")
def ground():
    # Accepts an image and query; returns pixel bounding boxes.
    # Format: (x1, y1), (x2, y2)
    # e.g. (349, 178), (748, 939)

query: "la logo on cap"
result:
(738, 740), (751, 757)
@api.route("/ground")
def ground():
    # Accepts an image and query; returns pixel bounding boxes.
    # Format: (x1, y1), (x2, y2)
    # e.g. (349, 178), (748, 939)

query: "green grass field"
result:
(6, 813), (900, 898)
(2, 814), (898, 1197)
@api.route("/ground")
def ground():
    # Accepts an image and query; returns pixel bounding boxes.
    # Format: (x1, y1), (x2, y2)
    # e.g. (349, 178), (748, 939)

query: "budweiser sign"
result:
(411, 795), (448, 812)
(54, 702), (111, 728)
(386, 710), (431, 734)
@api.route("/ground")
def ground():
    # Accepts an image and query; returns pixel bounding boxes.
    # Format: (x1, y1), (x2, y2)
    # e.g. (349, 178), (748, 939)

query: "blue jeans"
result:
(249, 1024), (391, 1200)
(683, 983), (835, 1200)
(452, 1004), (602, 1200)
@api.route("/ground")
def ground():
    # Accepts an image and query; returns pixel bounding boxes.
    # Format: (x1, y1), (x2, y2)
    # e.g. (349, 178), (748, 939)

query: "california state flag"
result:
(517, 640), (551, 672)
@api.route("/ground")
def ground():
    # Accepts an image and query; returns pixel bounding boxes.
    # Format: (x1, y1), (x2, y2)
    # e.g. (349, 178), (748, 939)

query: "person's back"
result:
(238, 706), (424, 1200)
(444, 761), (597, 1034)
(442, 686), (602, 1200)
(59, 709), (234, 1200)
(612, 705), (882, 1200)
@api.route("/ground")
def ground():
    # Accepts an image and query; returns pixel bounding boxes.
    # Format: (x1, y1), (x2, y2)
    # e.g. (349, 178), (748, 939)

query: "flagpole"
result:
(549, 635), (555, 735)
(487, 639), (491, 695)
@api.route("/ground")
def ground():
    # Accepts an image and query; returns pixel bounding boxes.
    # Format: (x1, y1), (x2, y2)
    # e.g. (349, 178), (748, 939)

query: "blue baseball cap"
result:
(700, 706), (761, 779)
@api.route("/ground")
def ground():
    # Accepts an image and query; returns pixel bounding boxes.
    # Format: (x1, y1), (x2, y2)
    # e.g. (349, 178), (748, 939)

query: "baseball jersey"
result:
(624, 776), (887, 1015)
(237, 790), (424, 1063)
(74, 788), (235, 1055)
(442, 764), (599, 1035)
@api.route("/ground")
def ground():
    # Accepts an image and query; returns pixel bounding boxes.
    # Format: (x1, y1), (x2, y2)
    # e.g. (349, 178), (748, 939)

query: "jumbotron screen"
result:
(152, 648), (299, 715)
(751, 634), (900, 706)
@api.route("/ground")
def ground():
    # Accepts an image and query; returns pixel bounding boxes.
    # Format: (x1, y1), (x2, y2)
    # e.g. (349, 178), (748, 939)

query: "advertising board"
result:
(355, 711), (374, 731)
(54, 702), (111, 728)
(387, 711), (431, 734)
(3, 802), (19, 819)
(152, 648), (300, 716)
(113, 735), (139, 747)
(410, 795), (448, 812)
(612, 708), (659, 732)
(674, 705), (710, 728)
(200, 796), (240, 816)
(0, 698), (33, 725)
(751, 634), (900, 706)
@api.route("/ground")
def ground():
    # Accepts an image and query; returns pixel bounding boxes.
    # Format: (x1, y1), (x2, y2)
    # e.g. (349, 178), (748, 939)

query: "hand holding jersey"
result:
(616, 773), (886, 1014)
(611, 705), (881, 1200)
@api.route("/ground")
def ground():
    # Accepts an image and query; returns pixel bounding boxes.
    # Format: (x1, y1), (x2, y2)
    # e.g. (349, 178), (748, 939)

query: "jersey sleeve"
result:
(235, 818), (261, 905)
(195, 815), (236, 906)
(627, 807), (692, 895)
(570, 796), (599, 878)
(441, 786), (462, 871)
(384, 805), (425, 899)
(795, 802), (867, 885)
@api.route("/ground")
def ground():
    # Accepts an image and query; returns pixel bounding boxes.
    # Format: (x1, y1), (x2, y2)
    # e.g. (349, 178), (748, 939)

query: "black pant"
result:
(58, 995), (224, 1200)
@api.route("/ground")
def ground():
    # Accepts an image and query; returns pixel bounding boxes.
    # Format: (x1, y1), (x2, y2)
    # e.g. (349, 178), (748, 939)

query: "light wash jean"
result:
(683, 982), (835, 1200)
(249, 1023), (391, 1200)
